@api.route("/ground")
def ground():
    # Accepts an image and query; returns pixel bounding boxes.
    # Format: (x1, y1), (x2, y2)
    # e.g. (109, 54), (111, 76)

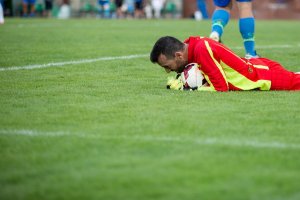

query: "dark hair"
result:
(150, 36), (184, 63)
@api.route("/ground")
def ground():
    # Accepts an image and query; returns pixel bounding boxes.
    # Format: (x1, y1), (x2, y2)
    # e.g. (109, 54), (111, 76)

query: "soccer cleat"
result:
(245, 52), (260, 59)
(209, 31), (221, 43)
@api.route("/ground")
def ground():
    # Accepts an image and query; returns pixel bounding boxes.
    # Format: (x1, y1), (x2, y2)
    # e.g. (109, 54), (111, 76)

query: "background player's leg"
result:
(237, 1), (258, 58)
(210, 8), (230, 42)
(210, 0), (232, 42)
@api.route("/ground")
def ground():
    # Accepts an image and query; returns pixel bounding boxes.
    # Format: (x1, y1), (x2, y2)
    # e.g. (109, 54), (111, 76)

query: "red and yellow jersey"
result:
(184, 36), (299, 91)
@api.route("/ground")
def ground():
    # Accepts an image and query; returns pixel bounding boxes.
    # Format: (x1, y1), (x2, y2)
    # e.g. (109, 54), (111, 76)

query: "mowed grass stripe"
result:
(1, 129), (300, 150)
(0, 44), (299, 72)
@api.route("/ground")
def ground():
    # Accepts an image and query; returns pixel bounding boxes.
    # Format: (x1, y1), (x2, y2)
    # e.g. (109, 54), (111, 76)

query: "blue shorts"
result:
(23, 0), (36, 4)
(214, 0), (252, 7)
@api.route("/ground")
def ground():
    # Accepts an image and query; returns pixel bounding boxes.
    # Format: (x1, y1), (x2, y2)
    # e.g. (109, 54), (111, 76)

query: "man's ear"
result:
(174, 51), (184, 59)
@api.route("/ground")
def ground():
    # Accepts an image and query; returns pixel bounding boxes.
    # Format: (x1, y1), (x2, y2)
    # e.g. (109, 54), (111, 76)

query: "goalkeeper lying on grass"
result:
(150, 36), (300, 91)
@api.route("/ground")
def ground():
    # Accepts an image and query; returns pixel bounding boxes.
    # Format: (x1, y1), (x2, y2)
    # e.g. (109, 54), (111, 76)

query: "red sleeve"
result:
(194, 40), (229, 92)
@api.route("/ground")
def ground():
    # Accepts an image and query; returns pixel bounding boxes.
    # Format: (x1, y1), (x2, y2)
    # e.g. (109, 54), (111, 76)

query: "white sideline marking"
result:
(1, 129), (300, 150)
(0, 44), (299, 72)
(231, 44), (294, 50)
(0, 54), (148, 72)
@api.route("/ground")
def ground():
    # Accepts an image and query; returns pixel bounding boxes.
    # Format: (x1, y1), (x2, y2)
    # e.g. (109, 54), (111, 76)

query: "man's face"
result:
(157, 53), (187, 73)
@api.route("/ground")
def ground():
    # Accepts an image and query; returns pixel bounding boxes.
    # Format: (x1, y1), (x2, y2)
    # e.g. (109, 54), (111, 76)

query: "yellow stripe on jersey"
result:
(253, 65), (269, 70)
(204, 41), (228, 88)
(198, 73), (216, 91)
(221, 61), (271, 90)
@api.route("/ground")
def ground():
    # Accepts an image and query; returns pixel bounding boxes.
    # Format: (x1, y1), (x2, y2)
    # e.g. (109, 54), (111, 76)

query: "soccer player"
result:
(150, 36), (300, 91)
(22, 0), (36, 17)
(196, 0), (209, 20)
(115, 0), (124, 18)
(134, 0), (144, 18)
(210, 0), (258, 58)
(98, 0), (110, 18)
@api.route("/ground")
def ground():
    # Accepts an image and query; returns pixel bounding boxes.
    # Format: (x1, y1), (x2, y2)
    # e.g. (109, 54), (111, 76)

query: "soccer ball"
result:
(181, 63), (205, 89)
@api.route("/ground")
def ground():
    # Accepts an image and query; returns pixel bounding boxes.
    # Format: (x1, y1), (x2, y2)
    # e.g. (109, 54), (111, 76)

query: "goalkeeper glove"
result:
(166, 74), (183, 90)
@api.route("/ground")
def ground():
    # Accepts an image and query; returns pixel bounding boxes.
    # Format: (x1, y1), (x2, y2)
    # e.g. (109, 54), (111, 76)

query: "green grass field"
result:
(1, 19), (300, 200)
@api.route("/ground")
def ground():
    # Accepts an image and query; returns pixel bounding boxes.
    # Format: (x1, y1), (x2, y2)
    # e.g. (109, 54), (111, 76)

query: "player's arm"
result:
(195, 40), (229, 92)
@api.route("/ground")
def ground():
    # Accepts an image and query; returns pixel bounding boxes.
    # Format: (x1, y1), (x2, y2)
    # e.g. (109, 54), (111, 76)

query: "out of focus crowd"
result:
(2, 0), (188, 19)
(2, 0), (298, 22)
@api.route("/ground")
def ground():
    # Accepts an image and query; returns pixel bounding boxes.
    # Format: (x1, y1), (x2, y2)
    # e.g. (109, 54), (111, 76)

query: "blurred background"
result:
(1, 0), (300, 20)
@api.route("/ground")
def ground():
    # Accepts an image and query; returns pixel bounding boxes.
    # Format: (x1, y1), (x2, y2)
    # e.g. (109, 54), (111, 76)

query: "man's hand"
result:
(166, 75), (183, 90)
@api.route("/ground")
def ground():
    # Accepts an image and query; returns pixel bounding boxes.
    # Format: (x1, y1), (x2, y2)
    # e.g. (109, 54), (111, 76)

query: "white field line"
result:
(0, 54), (148, 72)
(0, 44), (299, 72)
(1, 129), (300, 150)
(231, 44), (295, 50)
